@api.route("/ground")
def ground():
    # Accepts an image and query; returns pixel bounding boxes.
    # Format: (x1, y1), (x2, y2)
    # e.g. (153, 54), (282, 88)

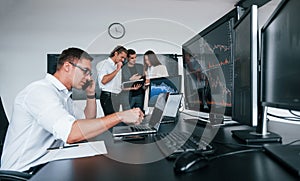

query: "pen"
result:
(47, 144), (79, 151)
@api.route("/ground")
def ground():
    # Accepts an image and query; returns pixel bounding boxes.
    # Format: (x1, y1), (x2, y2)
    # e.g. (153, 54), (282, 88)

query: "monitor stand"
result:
(232, 130), (281, 143)
(232, 106), (282, 143)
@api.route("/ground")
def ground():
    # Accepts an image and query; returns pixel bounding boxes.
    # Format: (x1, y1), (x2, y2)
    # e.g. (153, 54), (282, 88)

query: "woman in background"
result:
(143, 50), (169, 79)
(143, 50), (169, 114)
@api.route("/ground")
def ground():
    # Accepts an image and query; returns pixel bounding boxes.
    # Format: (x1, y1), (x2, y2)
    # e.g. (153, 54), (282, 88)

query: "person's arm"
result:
(101, 62), (122, 85)
(129, 73), (142, 81)
(122, 83), (143, 91)
(66, 108), (144, 143)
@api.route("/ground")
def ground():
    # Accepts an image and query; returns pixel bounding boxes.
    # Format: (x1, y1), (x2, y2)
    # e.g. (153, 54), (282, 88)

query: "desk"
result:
(30, 114), (298, 181)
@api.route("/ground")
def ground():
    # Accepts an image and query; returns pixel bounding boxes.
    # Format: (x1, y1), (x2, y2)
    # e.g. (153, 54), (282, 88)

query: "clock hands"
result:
(108, 23), (125, 39)
(115, 27), (121, 33)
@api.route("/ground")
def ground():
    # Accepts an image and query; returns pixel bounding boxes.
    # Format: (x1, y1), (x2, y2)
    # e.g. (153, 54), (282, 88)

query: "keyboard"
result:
(161, 116), (176, 124)
(130, 125), (153, 132)
(154, 131), (215, 159)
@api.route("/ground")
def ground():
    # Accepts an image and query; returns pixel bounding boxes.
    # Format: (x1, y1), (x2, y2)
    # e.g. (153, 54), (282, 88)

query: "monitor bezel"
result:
(232, 5), (259, 126)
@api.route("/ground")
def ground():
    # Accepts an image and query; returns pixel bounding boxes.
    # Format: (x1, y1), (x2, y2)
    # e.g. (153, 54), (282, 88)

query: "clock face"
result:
(108, 23), (125, 39)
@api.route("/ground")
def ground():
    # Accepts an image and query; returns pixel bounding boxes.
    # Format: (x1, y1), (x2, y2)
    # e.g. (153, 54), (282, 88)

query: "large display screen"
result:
(182, 9), (237, 116)
(261, 0), (300, 111)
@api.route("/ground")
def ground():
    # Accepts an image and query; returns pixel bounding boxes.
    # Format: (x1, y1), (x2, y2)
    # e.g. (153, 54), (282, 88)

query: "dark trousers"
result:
(100, 91), (126, 127)
(119, 91), (144, 112)
(119, 91), (131, 111)
(129, 93), (144, 112)
(100, 91), (120, 116)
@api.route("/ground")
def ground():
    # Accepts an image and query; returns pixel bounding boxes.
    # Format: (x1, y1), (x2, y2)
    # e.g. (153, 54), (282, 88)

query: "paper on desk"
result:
(36, 141), (107, 166)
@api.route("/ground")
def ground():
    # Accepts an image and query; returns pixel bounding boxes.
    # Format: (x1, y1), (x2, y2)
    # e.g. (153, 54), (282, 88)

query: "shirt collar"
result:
(108, 57), (116, 66)
(45, 73), (72, 97)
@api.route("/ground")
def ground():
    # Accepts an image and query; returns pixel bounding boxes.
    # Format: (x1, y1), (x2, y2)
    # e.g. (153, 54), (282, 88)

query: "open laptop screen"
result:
(148, 93), (167, 129)
(163, 93), (182, 118)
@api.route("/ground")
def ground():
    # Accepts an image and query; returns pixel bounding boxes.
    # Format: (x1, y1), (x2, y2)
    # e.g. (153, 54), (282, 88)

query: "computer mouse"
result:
(173, 151), (209, 173)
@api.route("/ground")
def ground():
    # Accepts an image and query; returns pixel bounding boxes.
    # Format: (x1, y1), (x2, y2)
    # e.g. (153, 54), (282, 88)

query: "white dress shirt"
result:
(1, 74), (77, 172)
(147, 65), (169, 78)
(96, 58), (122, 94)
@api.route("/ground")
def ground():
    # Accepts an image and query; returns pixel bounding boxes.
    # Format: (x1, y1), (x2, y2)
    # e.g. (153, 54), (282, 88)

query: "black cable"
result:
(289, 110), (300, 118)
(267, 113), (300, 122)
(283, 139), (300, 146)
(206, 148), (263, 161)
(212, 140), (263, 149)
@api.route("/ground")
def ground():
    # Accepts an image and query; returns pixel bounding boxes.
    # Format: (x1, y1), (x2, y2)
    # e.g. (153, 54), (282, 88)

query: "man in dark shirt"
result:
(121, 49), (144, 112)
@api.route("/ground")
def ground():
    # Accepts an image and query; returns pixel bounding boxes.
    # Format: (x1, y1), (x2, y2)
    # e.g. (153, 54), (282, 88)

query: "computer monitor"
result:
(148, 75), (181, 107)
(232, 0), (300, 143)
(232, 5), (259, 127)
(182, 9), (237, 118)
(231, 5), (278, 143)
(259, 0), (300, 173)
(261, 0), (300, 111)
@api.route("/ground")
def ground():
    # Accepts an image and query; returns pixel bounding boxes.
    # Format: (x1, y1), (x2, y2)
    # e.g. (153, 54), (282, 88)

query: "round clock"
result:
(108, 22), (125, 39)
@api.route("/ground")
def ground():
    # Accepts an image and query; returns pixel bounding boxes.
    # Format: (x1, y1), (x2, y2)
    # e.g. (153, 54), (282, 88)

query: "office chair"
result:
(0, 97), (32, 181)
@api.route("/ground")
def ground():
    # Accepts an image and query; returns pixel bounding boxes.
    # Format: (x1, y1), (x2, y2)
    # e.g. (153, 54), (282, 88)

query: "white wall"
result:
(0, 0), (281, 118)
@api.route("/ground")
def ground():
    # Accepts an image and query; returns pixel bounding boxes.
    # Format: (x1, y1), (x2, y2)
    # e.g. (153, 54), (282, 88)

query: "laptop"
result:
(112, 93), (167, 137)
(264, 144), (300, 176)
(161, 93), (183, 123)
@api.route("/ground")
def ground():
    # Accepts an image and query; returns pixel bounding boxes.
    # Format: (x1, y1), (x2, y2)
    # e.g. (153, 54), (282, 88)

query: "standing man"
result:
(121, 49), (144, 111)
(1, 47), (143, 172)
(96, 46), (127, 115)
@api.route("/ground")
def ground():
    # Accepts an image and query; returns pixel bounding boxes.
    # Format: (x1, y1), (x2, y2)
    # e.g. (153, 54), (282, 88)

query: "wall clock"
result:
(108, 22), (125, 39)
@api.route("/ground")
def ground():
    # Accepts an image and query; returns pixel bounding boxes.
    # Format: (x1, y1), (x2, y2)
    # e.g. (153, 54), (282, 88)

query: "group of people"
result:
(0, 46), (168, 173)
(96, 46), (168, 117)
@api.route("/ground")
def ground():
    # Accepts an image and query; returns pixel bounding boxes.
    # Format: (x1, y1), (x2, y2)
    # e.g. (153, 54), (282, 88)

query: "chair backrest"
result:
(0, 97), (32, 180)
(0, 97), (9, 157)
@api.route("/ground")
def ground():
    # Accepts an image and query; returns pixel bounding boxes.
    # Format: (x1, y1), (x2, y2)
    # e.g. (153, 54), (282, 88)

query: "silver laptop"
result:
(112, 93), (167, 137)
(161, 93), (183, 123)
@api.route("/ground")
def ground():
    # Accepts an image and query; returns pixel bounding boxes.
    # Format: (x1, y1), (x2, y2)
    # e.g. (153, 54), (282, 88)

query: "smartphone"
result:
(82, 80), (92, 90)
(122, 59), (128, 66)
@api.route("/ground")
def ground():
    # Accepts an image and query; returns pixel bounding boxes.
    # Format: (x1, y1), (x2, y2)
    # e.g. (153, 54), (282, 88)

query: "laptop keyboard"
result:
(161, 116), (176, 124)
(154, 131), (215, 159)
(130, 125), (153, 132)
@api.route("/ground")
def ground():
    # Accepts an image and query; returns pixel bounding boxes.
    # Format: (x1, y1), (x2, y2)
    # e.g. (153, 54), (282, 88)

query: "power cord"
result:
(267, 112), (300, 122)
(212, 140), (263, 149)
(282, 139), (300, 146)
(289, 110), (300, 118)
(206, 148), (263, 162)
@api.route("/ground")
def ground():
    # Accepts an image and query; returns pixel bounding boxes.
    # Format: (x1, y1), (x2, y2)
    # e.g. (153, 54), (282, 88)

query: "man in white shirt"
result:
(0, 47), (143, 172)
(96, 46), (127, 116)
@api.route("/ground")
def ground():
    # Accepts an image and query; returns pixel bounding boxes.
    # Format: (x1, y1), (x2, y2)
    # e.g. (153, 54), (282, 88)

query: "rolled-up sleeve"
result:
(25, 84), (76, 142)
(96, 61), (107, 85)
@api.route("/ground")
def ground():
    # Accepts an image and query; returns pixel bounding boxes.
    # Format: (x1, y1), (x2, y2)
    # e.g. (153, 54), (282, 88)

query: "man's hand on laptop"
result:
(116, 108), (144, 125)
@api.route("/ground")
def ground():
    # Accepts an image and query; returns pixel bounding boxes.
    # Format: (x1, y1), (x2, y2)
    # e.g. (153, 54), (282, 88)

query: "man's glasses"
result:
(68, 62), (92, 76)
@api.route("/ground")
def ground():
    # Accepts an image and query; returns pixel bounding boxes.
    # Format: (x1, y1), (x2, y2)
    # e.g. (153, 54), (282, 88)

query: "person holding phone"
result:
(1, 47), (144, 172)
(96, 45), (128, 116)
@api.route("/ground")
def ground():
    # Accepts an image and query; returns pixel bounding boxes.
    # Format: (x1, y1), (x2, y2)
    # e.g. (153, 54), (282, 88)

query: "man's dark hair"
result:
(57, 47), (93, 70)
(109, 45), (127, 58)
(127, 49), (136, 58)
